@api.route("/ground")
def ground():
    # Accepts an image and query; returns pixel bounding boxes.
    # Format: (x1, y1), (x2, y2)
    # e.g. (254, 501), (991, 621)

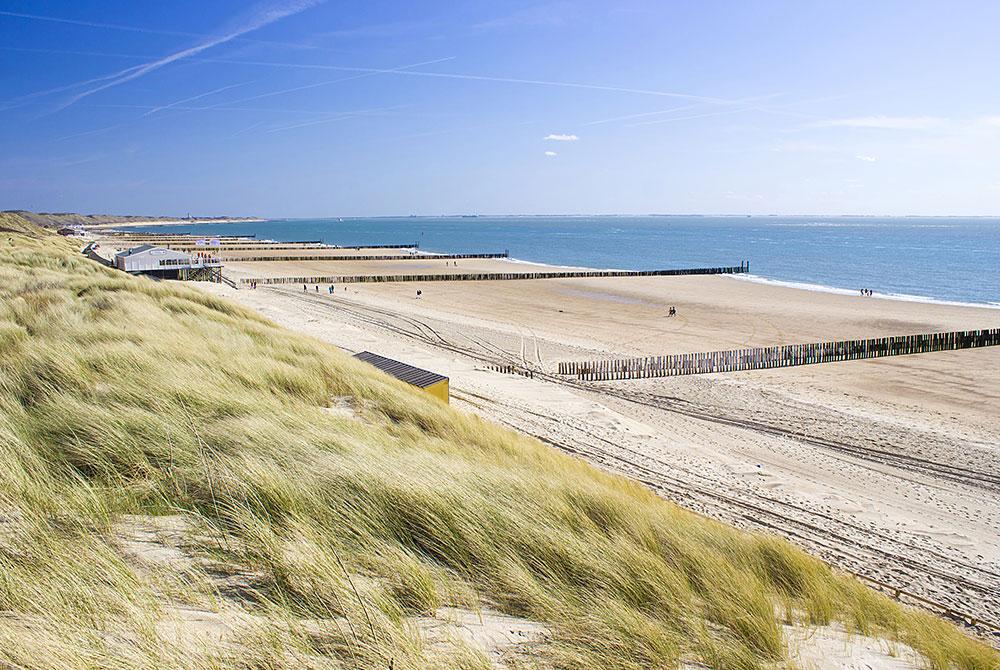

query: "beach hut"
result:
(353, 351), (449, 403)
(114, 244), (223, 280)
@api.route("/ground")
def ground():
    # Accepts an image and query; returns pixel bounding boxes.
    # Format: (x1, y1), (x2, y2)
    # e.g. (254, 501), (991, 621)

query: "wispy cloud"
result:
(811, 116), (947, 131)
(856, 155), (877, 162)
(545, 133), (578, 141)
(544, 150), (557, 157)
(47, 0), (326, 113)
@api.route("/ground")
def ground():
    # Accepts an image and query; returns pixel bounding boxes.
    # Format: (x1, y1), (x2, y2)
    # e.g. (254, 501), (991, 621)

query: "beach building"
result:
(114, 244), (223, 281)
(353, 351), (449, 403)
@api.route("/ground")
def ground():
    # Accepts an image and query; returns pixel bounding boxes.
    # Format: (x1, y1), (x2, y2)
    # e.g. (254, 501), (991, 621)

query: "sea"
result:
(125, 216), (1000, 308)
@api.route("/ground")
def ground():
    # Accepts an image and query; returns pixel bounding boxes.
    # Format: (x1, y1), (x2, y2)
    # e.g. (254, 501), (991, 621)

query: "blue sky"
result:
(2, 0), (999, 217)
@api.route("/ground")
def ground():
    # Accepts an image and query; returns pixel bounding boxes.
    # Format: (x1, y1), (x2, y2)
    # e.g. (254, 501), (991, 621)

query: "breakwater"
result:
(240, 263), (749, 286)
(224, 252), (508, 262)
(559, 329), (1000, 380)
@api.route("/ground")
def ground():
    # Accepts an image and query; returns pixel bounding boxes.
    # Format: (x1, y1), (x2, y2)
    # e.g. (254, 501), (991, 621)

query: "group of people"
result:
(859, 288), (874, 296)
(667, 306), (677, 317)
(300, 283), (348, 294)
(249, 280), (258, 289)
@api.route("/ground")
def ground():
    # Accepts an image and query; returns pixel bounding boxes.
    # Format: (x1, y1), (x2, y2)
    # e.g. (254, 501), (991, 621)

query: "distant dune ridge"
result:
(1, 210), (259, 228)
(0, 211), (996, 669)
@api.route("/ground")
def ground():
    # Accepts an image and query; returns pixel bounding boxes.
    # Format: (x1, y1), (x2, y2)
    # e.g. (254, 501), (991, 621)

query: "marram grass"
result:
(0, 213), (996, 669)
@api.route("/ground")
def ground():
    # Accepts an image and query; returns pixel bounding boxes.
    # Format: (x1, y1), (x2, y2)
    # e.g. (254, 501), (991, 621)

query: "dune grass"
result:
(0, 213), (996, 669)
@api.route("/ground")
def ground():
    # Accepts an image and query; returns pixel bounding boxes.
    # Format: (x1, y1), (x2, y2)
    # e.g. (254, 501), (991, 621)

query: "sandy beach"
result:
(196, 271), (1000, 641)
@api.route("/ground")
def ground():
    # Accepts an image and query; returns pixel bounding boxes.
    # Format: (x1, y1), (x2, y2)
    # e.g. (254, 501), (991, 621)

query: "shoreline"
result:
(727, 272), (1000, 311)
(107, 219), (1000, 309)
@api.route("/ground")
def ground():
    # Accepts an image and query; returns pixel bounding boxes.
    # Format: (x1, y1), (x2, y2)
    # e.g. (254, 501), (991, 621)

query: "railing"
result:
(241, 264), (750, 286)
(560, 329), (1000, 380)
(219, 274), (241, 290)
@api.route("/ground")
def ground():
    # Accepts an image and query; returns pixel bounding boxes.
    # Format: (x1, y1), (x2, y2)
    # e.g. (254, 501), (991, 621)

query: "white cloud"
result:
(855, 155), (877, 162)
(544, 133), (578, 141)
(811, 116), (947, 131)
(544, 151), (557, 157)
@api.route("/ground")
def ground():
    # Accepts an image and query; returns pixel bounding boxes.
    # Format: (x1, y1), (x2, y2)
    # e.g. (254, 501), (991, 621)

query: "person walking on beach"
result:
(303, 283), (307, 292)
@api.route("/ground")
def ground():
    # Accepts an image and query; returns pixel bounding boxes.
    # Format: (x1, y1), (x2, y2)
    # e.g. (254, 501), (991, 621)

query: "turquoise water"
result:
(126, 216), (1000, 307)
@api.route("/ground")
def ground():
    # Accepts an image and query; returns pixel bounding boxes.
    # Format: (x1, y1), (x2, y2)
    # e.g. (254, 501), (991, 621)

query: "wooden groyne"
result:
(330, 243), (419, 250)
(223, 252), (508, 262)
(240, 263), (749, 286)
(558, 329), (1000, 380)
(104, 233), (258, 239)
(164, 244), (328, 251)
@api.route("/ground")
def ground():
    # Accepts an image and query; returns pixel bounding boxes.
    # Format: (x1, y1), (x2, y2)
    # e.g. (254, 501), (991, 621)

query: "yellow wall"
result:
(423, 379), (449, 404)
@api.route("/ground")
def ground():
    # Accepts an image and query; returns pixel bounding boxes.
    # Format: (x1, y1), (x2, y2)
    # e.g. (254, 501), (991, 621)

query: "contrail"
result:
(265, 104), (413, 133)
(142, 81), (256, 116)
(626, 107), (760, 127)
(204, 57), (455, 108)
(0, 44), (749, 110)
(581, 94), (785, 126)
(197, 57), (742, 104)
(47, 0), (326, 113)
(0, 8), (344, 54)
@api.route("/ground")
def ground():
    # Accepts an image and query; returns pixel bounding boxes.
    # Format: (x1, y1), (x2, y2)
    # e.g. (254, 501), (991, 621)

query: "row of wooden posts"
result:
(218, 252), (509, 263)
(158, 244), (327, 251)
(332, 243), (419, 249)
(241, 264), (750, 286)
(104, 234), (258, 240)
(559, 329), (1000, 380)
(489, 364), (535, 378)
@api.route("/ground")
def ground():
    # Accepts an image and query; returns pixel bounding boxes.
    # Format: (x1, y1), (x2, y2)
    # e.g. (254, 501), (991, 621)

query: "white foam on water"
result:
(728, 273), (1000, 310)
(503, 256), (623, 272)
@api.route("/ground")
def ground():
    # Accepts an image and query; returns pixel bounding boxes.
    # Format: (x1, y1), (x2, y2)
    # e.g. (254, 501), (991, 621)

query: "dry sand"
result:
(223, 257), (572, 281)
(194, 272), (1000, 646)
